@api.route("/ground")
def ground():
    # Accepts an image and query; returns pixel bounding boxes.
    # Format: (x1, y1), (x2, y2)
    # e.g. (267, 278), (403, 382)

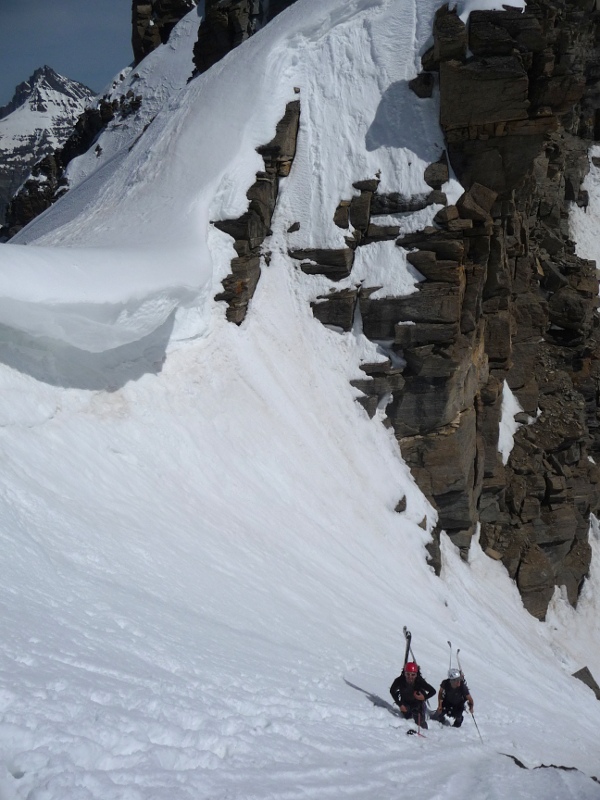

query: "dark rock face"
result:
(132, 0), (197, 64)
(440, 56), (530, 129)
(398, 1), (600, 619)
(265, 0), (296, 21)
(214, 100), (300, 323)
(193, 0), (262, 74)
(192, 0), (297, 75)
(572, 666), (600, 700)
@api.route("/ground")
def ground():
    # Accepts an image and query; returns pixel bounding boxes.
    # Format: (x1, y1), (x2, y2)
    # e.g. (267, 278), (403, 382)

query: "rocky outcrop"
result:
(265, 0), (296, 20)
(132, 0), (197, 64)
(214, 99), (300, 323)
(573, 666), (600, 700)
(193, 1), (262, 74)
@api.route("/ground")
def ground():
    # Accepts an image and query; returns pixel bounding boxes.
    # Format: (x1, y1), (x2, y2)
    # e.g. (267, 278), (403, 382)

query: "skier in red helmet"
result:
(390, 662), (436, 728)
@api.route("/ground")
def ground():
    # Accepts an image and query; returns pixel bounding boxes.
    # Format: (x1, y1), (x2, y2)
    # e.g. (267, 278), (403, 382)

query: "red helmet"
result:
(404, 662), (418, 674)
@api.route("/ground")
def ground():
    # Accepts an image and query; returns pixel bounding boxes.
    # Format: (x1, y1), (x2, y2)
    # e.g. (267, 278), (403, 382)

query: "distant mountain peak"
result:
(0, 66), (93, 120)
(0, 67), (95, 228)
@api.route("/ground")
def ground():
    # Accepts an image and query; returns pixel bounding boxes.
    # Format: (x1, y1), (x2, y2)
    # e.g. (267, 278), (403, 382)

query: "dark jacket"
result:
(439, 678), (470, 709)
(390, 672), (436, 707)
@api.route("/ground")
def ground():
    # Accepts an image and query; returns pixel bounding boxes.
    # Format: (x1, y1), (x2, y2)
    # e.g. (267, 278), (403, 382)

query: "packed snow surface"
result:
(0, 1), (599, 799)
(498, 382), (524, 466)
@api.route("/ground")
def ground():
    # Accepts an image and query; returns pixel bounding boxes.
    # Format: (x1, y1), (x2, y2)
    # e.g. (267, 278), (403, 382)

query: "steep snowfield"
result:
(0, 0), (599, 798)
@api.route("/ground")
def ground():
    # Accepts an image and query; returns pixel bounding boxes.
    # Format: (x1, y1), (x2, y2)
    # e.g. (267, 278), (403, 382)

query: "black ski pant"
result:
(400, 702), (428, 729)
(432, 702), (464, 727)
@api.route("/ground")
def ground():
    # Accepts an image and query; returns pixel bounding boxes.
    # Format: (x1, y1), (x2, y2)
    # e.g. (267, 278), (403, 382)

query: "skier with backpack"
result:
(389, 662), (436, 729)
(431, 668), (474, 728)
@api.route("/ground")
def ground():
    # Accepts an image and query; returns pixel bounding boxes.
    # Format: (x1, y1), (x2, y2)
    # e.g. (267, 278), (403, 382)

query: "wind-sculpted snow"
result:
(0, 244), (205, 353)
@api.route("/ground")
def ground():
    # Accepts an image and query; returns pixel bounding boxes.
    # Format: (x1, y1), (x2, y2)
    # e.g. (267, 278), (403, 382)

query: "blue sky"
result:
(0, 0), (133, 106)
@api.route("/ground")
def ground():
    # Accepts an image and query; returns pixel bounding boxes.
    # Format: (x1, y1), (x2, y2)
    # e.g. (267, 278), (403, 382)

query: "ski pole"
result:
(470, 710), (483, 743)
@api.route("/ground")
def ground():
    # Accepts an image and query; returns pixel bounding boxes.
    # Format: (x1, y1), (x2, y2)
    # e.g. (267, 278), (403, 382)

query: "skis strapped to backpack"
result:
(403, 626), (412, 667)
(448, 641), (465, 679)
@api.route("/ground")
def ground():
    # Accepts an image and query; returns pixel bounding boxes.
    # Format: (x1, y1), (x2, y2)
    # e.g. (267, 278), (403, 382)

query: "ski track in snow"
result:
(0, 0), (599, 798)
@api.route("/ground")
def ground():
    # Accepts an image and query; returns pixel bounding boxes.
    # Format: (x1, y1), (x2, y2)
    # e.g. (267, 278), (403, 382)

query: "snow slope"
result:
(0, 0), (599, 798)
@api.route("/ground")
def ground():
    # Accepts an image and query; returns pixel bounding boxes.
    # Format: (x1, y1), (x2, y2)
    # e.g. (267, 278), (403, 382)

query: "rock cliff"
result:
(412, 0), (600, 619)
